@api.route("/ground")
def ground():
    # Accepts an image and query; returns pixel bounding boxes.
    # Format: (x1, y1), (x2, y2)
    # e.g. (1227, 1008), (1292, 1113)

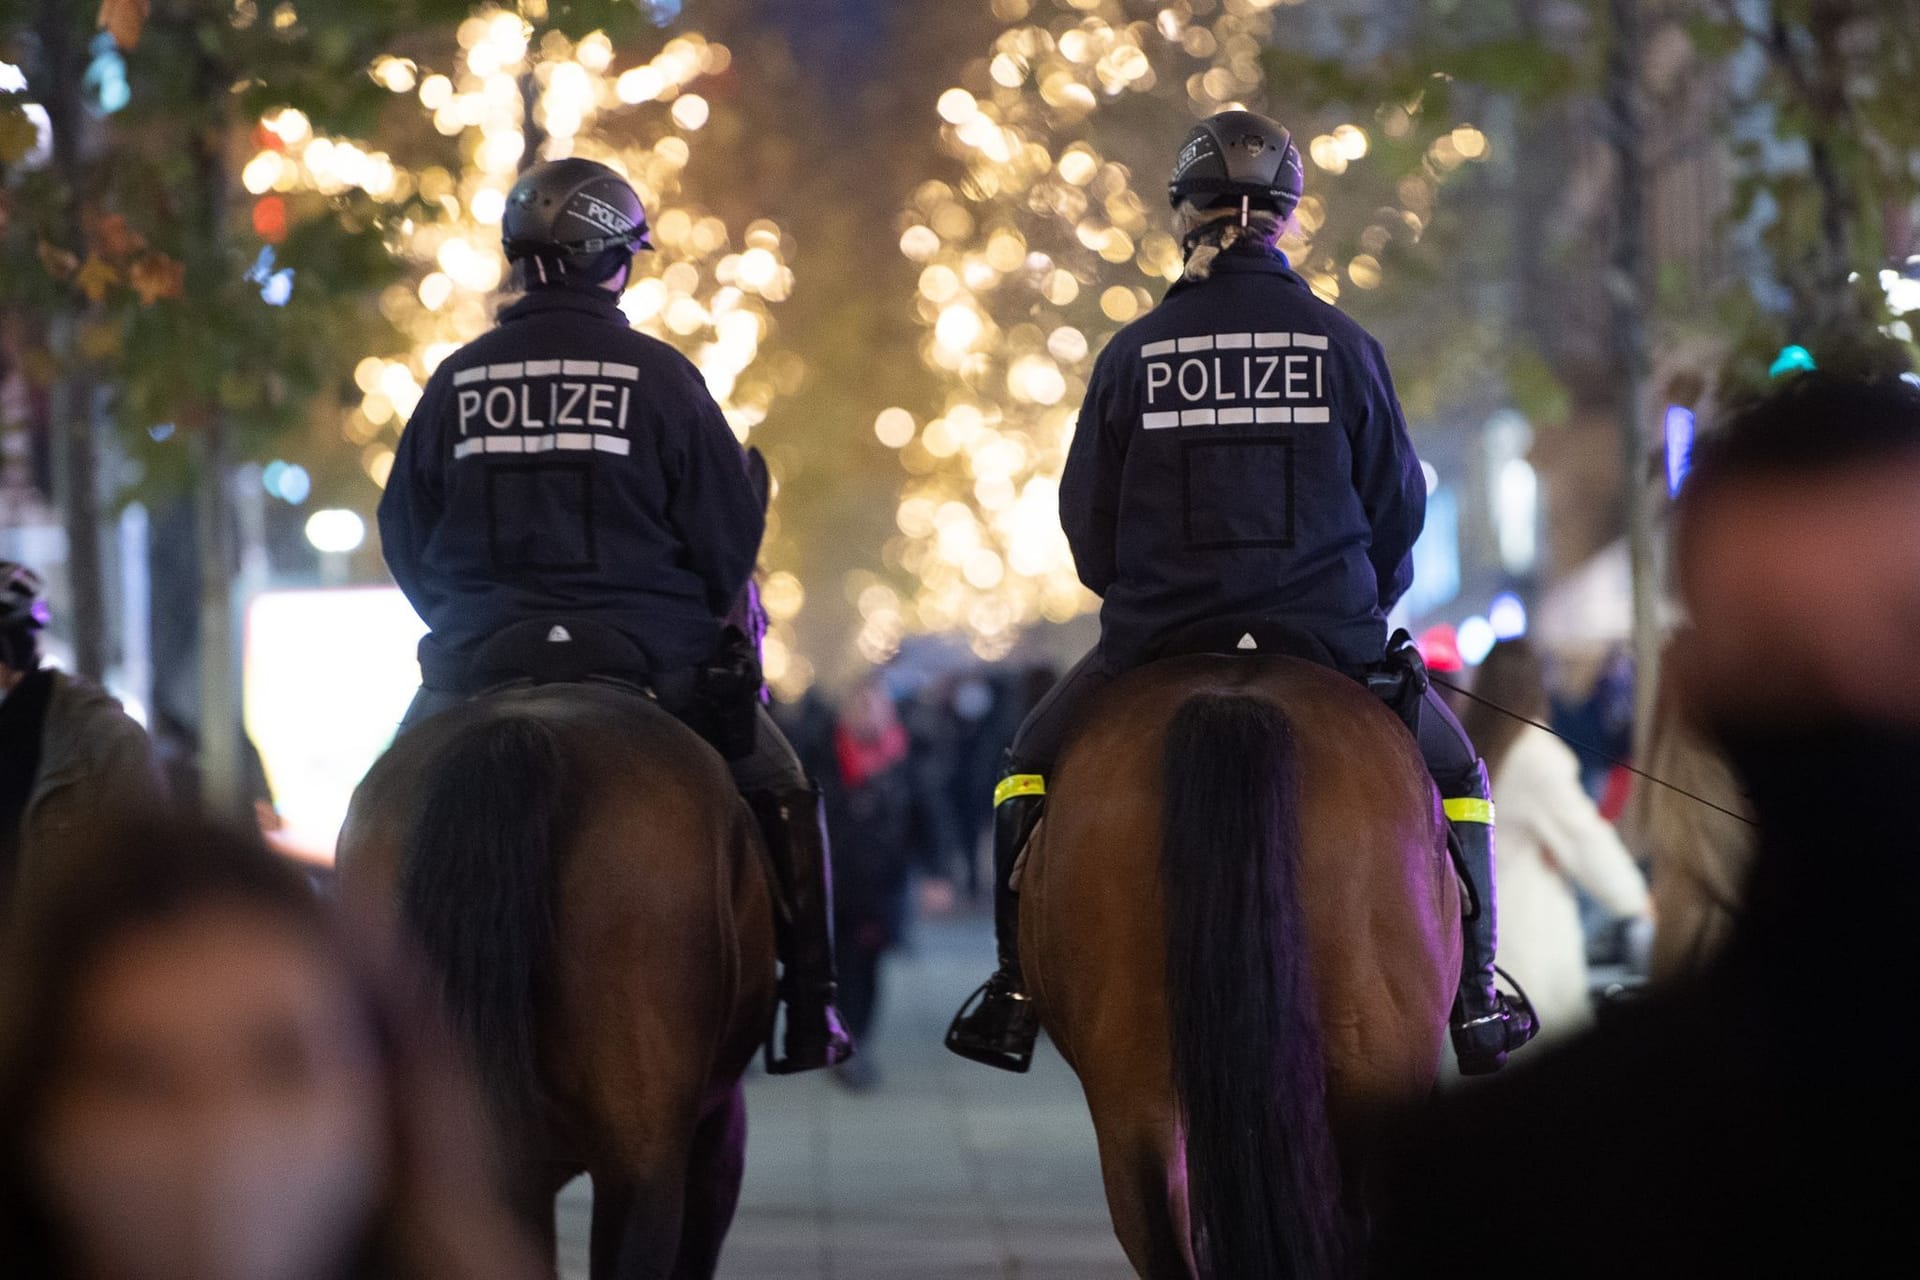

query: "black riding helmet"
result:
(1167, 110), (1305, 220)
(502, 158), (653, 285)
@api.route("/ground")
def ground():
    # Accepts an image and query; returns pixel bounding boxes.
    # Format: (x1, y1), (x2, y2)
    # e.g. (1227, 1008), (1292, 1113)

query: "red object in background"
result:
(1599, 763), (1634, 822)
(1418, 624), (1463, 673)
(252, 122), (284, 152)
(252, 196), (288, 243)
(835, 721), (908, 791)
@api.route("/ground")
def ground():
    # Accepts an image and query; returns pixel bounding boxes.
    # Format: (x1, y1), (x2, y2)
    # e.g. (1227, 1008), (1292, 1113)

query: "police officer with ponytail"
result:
(946, 112), (1538, 1076)
(380, 159), (851, 1073)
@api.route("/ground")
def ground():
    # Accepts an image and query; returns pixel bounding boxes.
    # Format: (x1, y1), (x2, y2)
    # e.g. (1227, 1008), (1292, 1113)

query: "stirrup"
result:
(1450, 968), (1539, 1076)
(945, 976), (1040, 1074)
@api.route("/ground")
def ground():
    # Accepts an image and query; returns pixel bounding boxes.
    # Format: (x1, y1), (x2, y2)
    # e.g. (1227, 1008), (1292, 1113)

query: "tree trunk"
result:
(193, 415), (245, 818)
(188, 36), (246, 820)
(54, 368), (108, 681)
(1608, 0), (1663, 756)
(40, 0), (108, 682)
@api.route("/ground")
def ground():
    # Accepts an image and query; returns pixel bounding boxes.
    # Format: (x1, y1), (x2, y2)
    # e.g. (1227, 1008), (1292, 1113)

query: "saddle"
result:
(1149, 615), (1427, 738)
(1149, 615), (1340, 668)
(464, 618), (654, 695)
(455, 619), (762, 762)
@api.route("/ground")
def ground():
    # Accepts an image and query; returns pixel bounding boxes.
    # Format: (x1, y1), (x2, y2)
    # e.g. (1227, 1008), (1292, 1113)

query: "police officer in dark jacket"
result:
(947, 112), (1537, 1077)
(379, 158), (850, 1074)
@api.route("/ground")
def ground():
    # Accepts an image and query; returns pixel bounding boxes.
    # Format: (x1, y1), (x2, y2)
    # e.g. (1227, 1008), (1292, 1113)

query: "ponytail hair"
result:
(1178, 199), (1289, 283)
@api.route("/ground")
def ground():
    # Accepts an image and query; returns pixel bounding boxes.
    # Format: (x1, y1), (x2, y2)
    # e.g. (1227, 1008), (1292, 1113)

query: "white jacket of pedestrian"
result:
(1492, 725), (1651, 1044)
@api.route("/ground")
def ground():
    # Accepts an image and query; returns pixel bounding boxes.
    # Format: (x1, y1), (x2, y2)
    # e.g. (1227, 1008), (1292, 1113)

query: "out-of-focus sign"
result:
(244, 587), (426, 862)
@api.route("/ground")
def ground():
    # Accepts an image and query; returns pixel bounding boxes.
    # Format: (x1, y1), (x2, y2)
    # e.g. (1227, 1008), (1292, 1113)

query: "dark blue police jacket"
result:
(1060, 245), (1425, 671)
(379, 283), (763, 678)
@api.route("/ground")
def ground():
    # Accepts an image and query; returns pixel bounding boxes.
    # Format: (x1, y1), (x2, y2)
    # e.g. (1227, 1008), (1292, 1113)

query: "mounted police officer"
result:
(945, 112), (1539, 1076)
(379, 158), (851, 1073)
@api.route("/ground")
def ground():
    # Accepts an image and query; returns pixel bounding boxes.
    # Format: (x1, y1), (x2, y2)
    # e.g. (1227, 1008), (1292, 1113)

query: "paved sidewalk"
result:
(558, 914), (1132, 1279)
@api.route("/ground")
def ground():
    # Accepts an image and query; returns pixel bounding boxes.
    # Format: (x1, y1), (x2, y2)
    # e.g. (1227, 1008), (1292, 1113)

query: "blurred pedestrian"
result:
(1621, 658), (1755, 981)
(0, 813), (539, 1280)
(810, 677), (918, 1091)
(1462, 640), (1650, 1044)
(1371, 372), (1920, 1275)
(902, 674), (969, 895)
(1549, 646), (1636, 801)
(149, 709), (283, 836)
(0, 561), (166, 917)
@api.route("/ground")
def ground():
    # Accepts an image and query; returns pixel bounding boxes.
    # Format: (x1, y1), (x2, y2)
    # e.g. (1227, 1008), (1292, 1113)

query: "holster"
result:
(686, 626), (763, 761)
(1365, 628), (1429, 739)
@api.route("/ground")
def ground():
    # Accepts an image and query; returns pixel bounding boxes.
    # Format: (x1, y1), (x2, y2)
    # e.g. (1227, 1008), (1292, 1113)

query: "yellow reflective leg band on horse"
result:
(995, 774), (1047, 808)
(1443, 797), (1496, 826)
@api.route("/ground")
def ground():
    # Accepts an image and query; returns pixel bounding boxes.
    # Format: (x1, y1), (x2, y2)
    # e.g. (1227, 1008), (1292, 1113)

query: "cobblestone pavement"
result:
(557, 913), (1133, 1279)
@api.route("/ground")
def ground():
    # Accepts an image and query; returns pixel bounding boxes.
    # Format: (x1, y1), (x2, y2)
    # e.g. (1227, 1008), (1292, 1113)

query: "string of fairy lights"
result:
(237, 5), (813, 683)
(865, 0), (1489, 664)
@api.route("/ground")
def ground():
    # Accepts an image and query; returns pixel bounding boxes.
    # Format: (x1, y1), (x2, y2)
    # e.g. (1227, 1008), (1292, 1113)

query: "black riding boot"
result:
(945, 771), (1045, 1073)
(747, 786), (855, 1075)
(1445, 771), (1540, 1075)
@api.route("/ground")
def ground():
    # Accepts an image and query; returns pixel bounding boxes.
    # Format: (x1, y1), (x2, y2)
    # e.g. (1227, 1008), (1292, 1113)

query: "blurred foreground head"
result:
(1675, 372), (1920, 728)
(0, 815), (538, 1280)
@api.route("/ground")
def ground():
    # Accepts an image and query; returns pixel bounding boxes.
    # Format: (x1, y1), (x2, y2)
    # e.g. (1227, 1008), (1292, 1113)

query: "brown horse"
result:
(336, 684), (776, 1280)
(1020, 656), (1461, 1278)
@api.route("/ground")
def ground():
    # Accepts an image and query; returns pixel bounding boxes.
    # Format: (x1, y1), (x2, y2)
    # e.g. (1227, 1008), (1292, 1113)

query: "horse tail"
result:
(401, 712), (570, 1138)
(1161, 692), (1344, 1279)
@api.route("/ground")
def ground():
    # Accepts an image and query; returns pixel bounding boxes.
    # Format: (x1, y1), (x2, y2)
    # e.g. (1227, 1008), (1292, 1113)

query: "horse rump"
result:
(401, 710), (571, 1141)
(1161, 692), (1344, 1279)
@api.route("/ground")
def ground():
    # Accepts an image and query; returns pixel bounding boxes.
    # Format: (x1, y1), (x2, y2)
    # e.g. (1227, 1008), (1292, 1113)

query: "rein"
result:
(1429, 674), (1758, 830)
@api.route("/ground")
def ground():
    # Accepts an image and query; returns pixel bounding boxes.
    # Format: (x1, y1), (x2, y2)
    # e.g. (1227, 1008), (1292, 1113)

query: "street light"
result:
(304, 508), (365, 554)
(304, 509), (365, 585)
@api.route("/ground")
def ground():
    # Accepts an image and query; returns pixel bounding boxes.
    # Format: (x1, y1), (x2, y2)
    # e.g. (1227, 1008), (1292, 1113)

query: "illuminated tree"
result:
(0, 0), (479, 807)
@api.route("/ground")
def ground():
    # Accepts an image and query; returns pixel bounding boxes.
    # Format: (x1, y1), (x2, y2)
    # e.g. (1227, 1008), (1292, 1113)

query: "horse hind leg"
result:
(670, 1084), (750, 1280)
(589, 1164), (688, 1280)
(1088, 1093), (1198, 1279)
